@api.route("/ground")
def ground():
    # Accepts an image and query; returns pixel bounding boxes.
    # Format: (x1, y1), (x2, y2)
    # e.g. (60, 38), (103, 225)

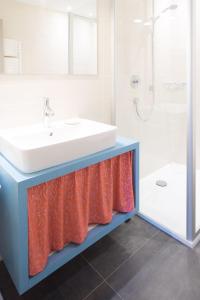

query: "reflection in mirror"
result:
(70, 14), (97, 75)
(0, 0), (97, 75)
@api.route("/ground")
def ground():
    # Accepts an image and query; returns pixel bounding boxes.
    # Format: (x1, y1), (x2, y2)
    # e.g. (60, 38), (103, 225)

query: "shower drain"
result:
(156, 180), (168, 187)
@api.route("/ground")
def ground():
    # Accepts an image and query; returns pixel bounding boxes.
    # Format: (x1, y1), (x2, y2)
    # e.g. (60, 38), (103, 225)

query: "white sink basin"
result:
(0, 118), (117, 173)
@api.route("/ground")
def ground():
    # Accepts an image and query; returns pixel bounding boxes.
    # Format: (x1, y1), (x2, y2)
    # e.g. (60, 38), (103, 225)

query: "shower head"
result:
(134, 3), (178, 26)
(169, 4), (178, 10)
(151, 4), (178, 24)
(162, 4), (178, 14)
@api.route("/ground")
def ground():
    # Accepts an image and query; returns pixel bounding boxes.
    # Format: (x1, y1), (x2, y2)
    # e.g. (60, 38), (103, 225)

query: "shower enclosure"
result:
(114, 0), (200, 246)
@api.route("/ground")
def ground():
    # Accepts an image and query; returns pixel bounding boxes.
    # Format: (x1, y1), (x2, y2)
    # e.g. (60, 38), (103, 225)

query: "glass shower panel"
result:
(115, 0), (189, 239)
(115, 0), (154, 175)
(195, 0), (200, 234)
(149, 0), (188, 239)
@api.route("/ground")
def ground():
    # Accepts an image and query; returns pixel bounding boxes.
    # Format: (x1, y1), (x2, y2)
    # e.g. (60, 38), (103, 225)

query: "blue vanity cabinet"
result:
(0, 137), (139, 294)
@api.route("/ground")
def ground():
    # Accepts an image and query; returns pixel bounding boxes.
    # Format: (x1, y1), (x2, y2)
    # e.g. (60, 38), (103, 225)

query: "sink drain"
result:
(156, 180), (167, 187)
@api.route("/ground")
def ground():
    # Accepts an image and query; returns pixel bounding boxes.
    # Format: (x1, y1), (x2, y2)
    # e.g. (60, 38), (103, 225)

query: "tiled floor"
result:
(1, 216), (200, 300)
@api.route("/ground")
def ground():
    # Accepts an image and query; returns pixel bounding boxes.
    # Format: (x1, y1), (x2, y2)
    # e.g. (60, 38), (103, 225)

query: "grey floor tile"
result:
(2, 217), (200, 300)
(194, 241), (200, 254)
(0, 261), (65, 300)
(51, 256), (103, 300)
(82, 235), (131, 279)
(85, 282), (121, 300)
(110, 216), (159, 252)
(108, 232), (200, 300)
(82, 217), (159, 278)
(0, 256), (103, 300)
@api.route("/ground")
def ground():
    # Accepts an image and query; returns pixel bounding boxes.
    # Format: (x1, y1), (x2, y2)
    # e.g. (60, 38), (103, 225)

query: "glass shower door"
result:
(115, 0), (189, 239)
(194, 0), (200, 235)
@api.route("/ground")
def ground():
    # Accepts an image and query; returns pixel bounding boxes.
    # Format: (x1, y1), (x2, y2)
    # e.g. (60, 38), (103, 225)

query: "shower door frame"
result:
(113, 0), (199, 245)
(188, 0), (200, 242)
(187, 0), (195, 242)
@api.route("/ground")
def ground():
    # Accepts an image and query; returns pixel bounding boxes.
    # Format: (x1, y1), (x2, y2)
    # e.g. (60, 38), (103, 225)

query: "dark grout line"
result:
(84, 222), (160, 300)
(105, 281), (124, 300)
(81, 254), (105, 281)
(82, 281), (105, 300)
(81, 224), (161, 300)
(82, 280), (124, 300)
(81, 218), (161, 284)
(82, 252), (124, 300)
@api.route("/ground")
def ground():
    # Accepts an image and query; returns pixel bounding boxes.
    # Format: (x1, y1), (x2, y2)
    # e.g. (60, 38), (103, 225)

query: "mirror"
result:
(0, 0), (97, 75)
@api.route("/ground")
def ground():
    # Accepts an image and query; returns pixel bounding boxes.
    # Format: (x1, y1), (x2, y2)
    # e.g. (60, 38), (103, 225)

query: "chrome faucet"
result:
(43, 97), (55, 128)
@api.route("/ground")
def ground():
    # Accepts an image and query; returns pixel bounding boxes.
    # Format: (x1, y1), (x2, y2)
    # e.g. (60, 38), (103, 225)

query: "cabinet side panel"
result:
(0, 167), (22, 290)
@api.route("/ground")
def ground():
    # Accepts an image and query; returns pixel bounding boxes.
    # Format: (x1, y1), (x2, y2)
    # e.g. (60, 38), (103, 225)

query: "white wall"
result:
(0, 0), (113, 129)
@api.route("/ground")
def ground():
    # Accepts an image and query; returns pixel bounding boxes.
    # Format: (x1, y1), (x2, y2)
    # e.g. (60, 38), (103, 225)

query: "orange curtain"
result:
(28, 152), (134, 276)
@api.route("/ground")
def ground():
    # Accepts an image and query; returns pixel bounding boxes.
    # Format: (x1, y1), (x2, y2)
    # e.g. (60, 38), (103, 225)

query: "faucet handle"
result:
(43, 97), (55, 117)
(44, 97), (50, 107)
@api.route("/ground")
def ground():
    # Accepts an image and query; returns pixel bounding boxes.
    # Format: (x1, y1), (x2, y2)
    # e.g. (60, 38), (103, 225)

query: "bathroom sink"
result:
(0, 118), (117, 173)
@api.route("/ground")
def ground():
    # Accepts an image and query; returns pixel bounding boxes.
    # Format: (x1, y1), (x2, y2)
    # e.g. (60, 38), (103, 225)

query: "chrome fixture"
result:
(43, 97), (55, 128)
(162, 4), (178, 13)
(153, 4), (178, 24)
(130, 75), (140, 89)
(134, 4), (178, 26)
(156, 180), (168, 188)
